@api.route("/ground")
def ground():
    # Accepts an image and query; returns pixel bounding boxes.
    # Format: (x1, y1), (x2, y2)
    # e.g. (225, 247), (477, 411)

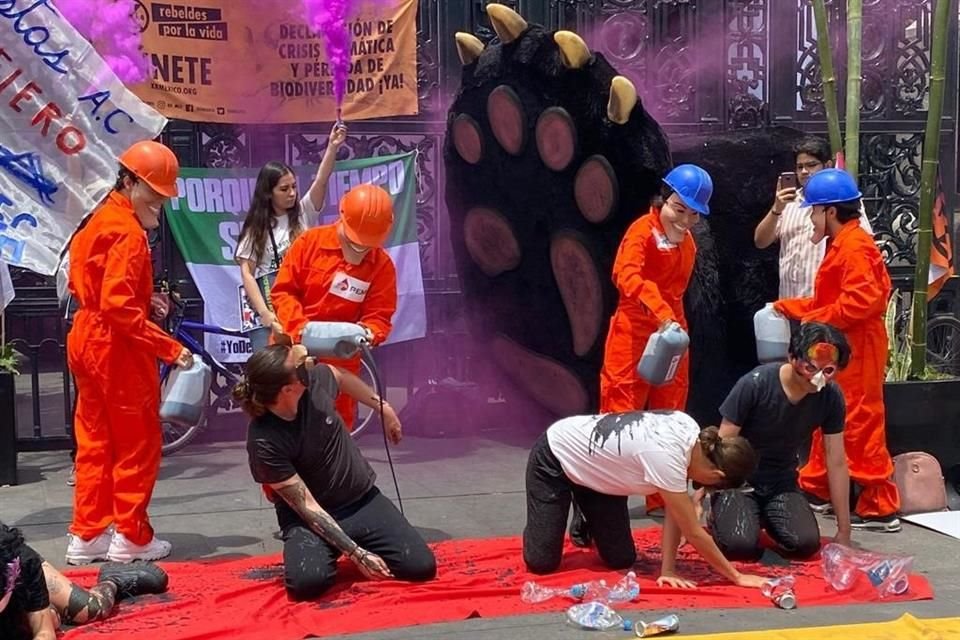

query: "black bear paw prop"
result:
(444, 4), (673, 416)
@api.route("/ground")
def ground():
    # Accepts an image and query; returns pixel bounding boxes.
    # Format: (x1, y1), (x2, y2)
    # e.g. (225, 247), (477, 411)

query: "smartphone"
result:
(779, 171), (798, 190)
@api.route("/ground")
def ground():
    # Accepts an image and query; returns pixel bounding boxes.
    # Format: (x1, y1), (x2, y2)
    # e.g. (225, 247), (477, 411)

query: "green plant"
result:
(811, 0), (843, 158)
(844, 0), (863, 180)
(0, 342), (21, 375)
(909, 0), (952, 378)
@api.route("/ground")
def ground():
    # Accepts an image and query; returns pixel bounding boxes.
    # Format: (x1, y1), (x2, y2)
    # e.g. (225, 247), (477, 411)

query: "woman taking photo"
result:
(236, 123), (347, 349)
(523, 409), (767, 589)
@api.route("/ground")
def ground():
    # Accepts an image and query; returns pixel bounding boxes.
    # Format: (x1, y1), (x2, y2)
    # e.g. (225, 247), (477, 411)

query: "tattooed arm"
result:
(42, 561), (116, 625)
(269, 474), (394, 580)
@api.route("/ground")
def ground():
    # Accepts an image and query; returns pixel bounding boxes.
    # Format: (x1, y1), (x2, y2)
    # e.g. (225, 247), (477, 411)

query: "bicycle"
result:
(160, 293), (380, 455)
(888, 290), (960, 379)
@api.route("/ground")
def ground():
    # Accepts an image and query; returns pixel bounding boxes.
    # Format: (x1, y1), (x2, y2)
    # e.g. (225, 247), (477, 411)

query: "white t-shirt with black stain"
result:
(235, 194), (318, 277)
(546, 410), (699, 496)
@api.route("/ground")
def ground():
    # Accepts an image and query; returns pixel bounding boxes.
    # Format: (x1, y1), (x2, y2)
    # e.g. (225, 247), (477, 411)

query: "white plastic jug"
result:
(754, 303), (791, 363)
(636, 323), (689, 386)
(301, 321), (368, 359)
(160, 359), (212, 427)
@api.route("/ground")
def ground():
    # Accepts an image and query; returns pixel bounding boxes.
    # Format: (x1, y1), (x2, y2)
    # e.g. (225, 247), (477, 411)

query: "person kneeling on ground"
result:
(234, 344), (437, 601)
(1, 522), (168, 640)
(523, 410), (766, 589)
(707, 322), (853, 561)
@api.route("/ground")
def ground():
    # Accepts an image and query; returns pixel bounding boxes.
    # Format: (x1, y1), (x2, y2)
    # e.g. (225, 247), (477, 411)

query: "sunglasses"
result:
(294, 362), (310, 387)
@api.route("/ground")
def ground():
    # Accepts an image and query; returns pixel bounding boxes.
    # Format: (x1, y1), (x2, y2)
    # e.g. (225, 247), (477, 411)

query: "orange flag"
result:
(928, 169), (955, 300)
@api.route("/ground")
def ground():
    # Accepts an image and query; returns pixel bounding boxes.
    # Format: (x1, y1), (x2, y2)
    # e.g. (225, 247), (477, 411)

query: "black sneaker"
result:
(569, 507), (591, 548)
(850, 514), (902, 533)
(98, 561), (169, 599)
(804, 492), (833, 515)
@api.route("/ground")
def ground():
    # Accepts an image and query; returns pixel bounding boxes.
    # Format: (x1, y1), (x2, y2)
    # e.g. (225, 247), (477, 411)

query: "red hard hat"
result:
(339, 184), (394, 247)
(118, 140), (180, 198)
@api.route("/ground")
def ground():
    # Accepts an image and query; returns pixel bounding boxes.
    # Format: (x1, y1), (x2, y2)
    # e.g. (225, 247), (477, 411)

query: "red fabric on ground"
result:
(62, 528), (933, 639)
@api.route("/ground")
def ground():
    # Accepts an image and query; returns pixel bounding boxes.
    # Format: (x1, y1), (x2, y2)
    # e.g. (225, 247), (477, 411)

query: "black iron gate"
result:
(6, 0), (958, 449)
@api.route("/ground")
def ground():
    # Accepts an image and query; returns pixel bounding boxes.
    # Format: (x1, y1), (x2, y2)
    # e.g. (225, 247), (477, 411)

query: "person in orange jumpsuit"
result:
(65, 141), (194, 565)
(774, 168), (901, 532)
(581, 165), (714, 527)
(271, 183), (397, 429)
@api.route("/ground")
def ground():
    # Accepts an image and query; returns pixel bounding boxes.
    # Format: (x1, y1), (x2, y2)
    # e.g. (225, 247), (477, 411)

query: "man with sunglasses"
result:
(236, 344), (435, 601)
(707, 323), (853, 560)
(775, 169), (900, 533)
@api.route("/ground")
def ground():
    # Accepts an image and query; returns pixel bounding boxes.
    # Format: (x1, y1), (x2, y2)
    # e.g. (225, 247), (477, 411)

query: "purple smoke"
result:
(303, 0), (357, 114)
(56, 0), (149, 84)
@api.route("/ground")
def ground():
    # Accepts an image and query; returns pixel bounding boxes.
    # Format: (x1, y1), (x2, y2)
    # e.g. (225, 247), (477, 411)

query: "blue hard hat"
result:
(800, 168), (862, 207)
(663, 164), (713, 216)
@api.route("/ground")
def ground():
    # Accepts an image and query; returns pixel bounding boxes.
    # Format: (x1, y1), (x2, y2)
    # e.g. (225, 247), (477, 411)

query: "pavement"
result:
(3, 418), (959, 639)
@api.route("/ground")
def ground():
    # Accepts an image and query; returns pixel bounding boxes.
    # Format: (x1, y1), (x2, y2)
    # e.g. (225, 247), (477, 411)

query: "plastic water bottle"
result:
(821, 543), (912, 597)
(521, 572), (639, 604)
(637, 323), (689, 386)
(159, 359), (212, 427)
(519, 581), (586, 603)
(301, 321), (368, 358)
(754, 303), (791, 363)
(583, 571), (639, 604)
(760, 575), (796, 598)
(565, 601), (623, 630)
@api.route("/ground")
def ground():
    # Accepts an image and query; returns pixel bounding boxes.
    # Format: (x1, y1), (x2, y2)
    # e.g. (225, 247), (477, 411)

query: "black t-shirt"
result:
(246, 364), (376, 530)
(0, 542), (50, 640)
(719, 363), (845, 486)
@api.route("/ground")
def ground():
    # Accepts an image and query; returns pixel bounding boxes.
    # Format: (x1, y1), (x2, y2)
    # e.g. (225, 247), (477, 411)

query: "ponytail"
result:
(698, 426), (757, 489)
(233, 344), (294, 418)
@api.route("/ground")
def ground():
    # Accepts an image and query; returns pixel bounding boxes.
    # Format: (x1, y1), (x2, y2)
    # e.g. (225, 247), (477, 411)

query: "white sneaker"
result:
(107, 532), (172, 563)
(65, 530), (113, 565)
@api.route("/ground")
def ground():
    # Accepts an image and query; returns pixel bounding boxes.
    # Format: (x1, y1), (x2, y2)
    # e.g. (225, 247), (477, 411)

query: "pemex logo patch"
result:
(329, 272), (370, 303)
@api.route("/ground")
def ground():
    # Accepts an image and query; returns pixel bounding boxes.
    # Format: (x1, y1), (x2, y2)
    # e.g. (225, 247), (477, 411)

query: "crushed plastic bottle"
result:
(565, 601), (624, 630)
(521, 571), (639, 605)
(582, 571), (640, 604)
(760, 574), (796, 598)
(821, 543), (912, 598)
(520, 581), (586, 603)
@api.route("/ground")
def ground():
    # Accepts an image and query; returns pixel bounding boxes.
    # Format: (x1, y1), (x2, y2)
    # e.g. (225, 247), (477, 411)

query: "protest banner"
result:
(164, 152), (426, 363)
(133, 0), (418, 124)
(0, 0), (168, 275)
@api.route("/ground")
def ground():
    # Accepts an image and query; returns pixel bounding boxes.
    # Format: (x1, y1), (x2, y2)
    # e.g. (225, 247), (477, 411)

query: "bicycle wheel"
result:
(350, 357), (380, 438)
(161, 412), (207, 456)
(926, 315), (960, 376)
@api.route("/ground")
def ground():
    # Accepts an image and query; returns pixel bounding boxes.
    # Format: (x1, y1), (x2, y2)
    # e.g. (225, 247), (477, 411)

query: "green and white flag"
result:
(165, 152), (425, 363)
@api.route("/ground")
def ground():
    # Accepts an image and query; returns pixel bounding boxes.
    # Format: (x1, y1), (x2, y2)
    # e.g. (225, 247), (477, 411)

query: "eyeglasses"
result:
(294, 362), (310, 387)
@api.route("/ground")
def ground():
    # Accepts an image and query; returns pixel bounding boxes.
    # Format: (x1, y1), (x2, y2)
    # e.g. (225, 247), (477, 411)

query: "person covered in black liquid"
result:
(233, 344), (436, 600)
(708, 322), (853, 560)
(0, 521), (167, 640)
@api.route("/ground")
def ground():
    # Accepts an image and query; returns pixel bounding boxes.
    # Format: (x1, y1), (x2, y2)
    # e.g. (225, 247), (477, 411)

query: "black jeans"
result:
(709, 481), (821, 561)
(523, 433), (636, 574)
(281, 488), (437, 601)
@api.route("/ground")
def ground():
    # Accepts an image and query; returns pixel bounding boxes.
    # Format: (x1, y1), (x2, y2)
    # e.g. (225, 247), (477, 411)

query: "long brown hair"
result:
(698, 426), (757, 489)
(232, 345), (294, 417)
(237, 161), (304, 267)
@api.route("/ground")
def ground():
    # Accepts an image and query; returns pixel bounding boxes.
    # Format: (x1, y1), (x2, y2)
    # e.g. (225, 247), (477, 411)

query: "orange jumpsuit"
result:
(67, 192), (183, 545)
(600, 208), (696, 413)
(271, 224), (397, 428)
(775, 221), (900, 517)
(600, 208), (696, 513)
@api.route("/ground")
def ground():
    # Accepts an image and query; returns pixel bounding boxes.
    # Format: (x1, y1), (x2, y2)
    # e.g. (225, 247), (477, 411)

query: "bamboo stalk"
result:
(845, 0), (863, 179)
(812, 0), (843, 158)
(909, 0), (951, 378)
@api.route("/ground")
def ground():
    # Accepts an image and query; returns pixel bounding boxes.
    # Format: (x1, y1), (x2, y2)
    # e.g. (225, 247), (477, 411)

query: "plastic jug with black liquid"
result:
(160, 359), (212, 427)
(301, 321), (369, 359)
(754, 303), (791, 363)
(636, 322), (689, 386)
